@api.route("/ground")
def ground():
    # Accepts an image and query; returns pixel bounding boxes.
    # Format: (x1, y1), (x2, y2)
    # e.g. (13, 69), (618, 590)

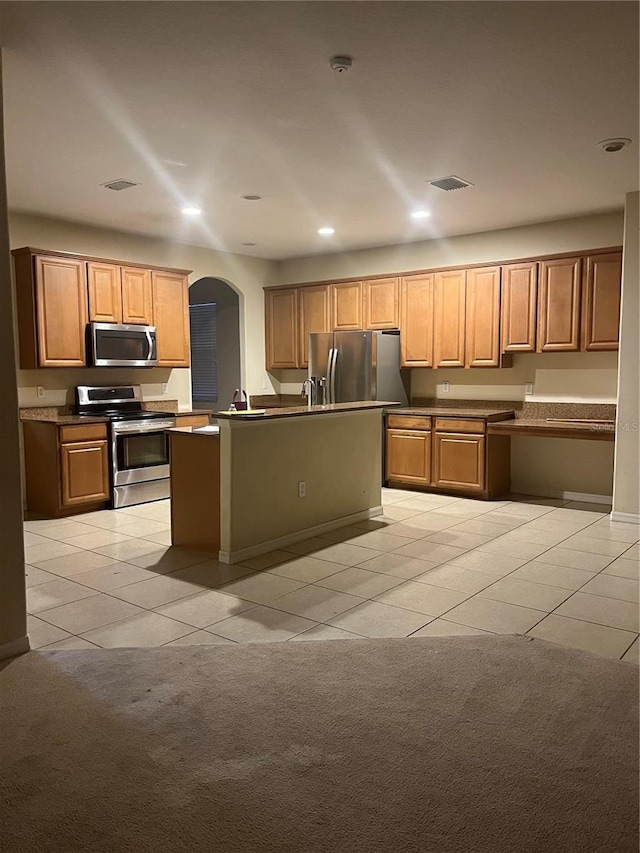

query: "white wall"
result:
(612, 192), (640, 520)
(9, 212), (280, 409)
(0, 56), (28, 655)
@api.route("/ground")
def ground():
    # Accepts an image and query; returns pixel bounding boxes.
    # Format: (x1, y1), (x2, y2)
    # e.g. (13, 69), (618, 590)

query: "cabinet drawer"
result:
(434, 418), (485, 434)
(175, 415), (210, 428)
(387, 415), (432, 430)
(59, 423), (108, 443)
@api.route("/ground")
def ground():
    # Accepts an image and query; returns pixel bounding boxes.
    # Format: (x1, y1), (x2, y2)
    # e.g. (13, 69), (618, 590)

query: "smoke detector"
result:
(427, 176), (474, 192)
(597, 138), (631, 153)
(101, 179), (139, 192)
(330, 56), (352, 74)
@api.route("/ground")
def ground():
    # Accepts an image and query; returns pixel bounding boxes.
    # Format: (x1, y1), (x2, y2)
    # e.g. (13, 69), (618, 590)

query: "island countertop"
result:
(214, 401), (401, 420)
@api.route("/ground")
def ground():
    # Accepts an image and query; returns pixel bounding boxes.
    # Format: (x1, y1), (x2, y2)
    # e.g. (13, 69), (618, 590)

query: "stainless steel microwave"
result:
(90, 322), (158, 368)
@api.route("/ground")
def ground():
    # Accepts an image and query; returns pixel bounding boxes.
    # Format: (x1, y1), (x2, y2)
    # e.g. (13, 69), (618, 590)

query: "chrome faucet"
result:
(301, 379), (314, 405)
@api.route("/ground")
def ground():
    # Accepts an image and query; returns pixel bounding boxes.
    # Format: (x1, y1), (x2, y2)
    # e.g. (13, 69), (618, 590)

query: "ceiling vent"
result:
(101, 179), (139, 192)
(427, 176), (473, 191)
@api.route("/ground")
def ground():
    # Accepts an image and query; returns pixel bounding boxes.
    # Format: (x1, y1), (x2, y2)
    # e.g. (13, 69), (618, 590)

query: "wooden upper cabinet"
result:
(298, 285), (330, 368)
(433, 270), (466, 368)
(33, 255), (88, 367)
(88, 262), (122, 324)
(581, 251), (622, 351)
(266, 288), (299, 369)
(331, 281), (363, 330)
(501, 262), (538, 353)
(400, 274), (434, 367)
(465, 266), (501, 367)
(122, 266), (153, 325)
(151, 271), (190, 367)
(363, 277), (399, 330)
(537, 257), (582, 352)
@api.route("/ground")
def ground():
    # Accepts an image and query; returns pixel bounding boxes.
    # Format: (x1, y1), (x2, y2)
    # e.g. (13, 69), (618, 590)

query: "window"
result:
(189, 303), (218, 402)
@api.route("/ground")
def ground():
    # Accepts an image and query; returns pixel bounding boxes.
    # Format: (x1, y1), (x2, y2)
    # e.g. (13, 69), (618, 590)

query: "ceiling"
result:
(0, 2), (638, 261)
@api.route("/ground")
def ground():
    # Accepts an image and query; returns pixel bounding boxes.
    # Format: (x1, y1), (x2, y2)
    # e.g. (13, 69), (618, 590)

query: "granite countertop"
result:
(20, 413), (110, 425)
(215, 401), (400, 421)
(391, 407), (516, 421)
(20, 407), (210, 424)
(168, 425), (220, 435)
(487, 419), (615, 441)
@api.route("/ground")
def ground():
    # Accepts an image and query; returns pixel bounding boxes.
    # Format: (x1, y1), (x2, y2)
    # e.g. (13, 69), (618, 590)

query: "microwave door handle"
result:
(145, 330), (153, 361)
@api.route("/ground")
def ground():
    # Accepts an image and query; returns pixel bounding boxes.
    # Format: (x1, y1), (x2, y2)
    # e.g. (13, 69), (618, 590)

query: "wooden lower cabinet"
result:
(385, 413), (511, 498)
(433, 433), (485, 492)
(23, 421), (110, 516)
(60, 440), (110, 507)
(173, 414), (210, 428)
(386, 429), (431, 486)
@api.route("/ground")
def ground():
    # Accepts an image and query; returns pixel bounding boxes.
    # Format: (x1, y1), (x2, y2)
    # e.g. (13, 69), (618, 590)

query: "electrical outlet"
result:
(525, 383), (533, 396)
(37, 386), (44, 399)
(262, 378), (269, 391)
(442, 381), (450, 393)
(162, 383), (168, 394)
(298, 481), (306, 498)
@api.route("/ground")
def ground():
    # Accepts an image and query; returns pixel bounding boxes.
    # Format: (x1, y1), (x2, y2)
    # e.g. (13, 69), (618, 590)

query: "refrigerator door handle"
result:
(328, 347), (337, 404)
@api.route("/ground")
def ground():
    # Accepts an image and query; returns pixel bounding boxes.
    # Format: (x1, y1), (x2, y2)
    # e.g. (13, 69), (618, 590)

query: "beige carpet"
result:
(1, 635), (638, 852)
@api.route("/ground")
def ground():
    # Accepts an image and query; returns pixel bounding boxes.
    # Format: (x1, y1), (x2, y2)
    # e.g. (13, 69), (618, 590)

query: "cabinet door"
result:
(35, 255), (88, 367)
(582, 252), (622, 351)
(537, 257), (581, 352)
(331, 281), (363, 330)
(60, 440), (109, 507)
(298, 285), (330, 368)
(265, 288), (299, 369)
(465, 266), (501, 367)
(400, 274), (434, 367)
(433, 432), (485, 492)
(88, 262), (122, 324)
(386, 429), (431, 485)
(152, 271), (190, 367)
(363, 278), (399, 330)
(122, 267), (153, 325)
(501, 262), (538, 353)
(433, 270), (466, 368)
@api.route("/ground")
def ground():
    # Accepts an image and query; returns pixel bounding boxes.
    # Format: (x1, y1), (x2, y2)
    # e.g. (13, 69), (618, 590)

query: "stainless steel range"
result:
(75, 385), (175, 508)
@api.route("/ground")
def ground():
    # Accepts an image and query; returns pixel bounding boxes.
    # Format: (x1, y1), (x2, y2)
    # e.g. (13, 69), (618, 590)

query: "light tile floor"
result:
(25, 489), (640, 662)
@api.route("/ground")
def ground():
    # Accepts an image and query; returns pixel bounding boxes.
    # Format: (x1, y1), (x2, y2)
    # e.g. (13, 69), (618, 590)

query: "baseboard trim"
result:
(0, 635), (30, 662)
(610, 511), (640, 524)
(219, 506), (383, 564)
(510, 486), (612, 505)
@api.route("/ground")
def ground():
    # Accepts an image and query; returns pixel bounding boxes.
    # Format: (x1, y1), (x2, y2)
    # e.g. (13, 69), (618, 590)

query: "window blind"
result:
(189, 303), (218, 402)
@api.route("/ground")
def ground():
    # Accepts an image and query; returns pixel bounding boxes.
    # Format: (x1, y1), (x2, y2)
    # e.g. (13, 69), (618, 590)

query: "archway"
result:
(189, 278), (241, 412)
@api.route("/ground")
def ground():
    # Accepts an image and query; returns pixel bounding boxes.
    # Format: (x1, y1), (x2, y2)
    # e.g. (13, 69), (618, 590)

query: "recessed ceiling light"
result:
(241, 194), (262, 201)
(318, 227), (335, 236)
(241, 242), (257, 247)
(411, 210), (431, 219)
(597, 137), (632, 153)
(181, 207), (201, 216)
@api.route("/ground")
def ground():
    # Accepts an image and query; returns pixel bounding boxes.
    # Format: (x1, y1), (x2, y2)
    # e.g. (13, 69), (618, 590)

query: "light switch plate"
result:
(525, 383), (533, 396)
(442, 381), (450, 393)
(162, 383), (168, 394)
(36, 386), (44, 398)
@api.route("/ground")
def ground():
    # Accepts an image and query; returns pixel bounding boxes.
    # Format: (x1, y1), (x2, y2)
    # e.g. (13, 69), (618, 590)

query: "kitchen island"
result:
(169, 402), (397, 563)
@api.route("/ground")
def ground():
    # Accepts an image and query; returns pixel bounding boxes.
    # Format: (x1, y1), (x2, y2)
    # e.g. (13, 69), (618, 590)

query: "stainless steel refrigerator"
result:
(307, 330), (408, 405)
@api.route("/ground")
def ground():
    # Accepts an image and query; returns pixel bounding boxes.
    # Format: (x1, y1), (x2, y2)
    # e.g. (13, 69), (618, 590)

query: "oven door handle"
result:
(111, 419), (176, 434)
